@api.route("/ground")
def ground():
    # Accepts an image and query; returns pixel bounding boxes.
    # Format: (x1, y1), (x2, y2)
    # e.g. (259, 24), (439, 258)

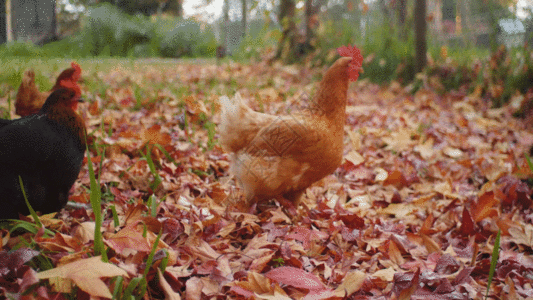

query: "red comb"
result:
(337, 45), (363, 81)
(70, 62), (82, 82)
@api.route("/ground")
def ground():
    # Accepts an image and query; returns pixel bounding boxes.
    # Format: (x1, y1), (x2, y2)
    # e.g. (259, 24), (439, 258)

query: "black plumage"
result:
(0, 88), (86, 219)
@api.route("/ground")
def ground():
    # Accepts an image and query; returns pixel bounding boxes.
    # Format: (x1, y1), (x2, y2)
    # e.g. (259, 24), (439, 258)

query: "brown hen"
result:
(219, 45), (363, 213)
(15, 62), (82, 117)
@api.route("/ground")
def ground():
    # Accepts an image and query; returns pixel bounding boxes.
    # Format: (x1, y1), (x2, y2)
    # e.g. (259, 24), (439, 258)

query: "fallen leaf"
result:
(334, 270), (365, 297)
(345, 150), (364, 166)
(37, 256), (127, 298)
(265, 266), (328, 291)
(158, 268), (181, 300)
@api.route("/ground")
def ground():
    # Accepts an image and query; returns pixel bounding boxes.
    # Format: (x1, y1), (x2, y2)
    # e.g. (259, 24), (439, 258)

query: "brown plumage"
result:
(219, 46), (363, 213)
(15, 62), (82, 117)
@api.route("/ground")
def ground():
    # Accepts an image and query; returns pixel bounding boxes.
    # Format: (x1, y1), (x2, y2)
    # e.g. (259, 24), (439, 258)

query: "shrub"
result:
(3, 3), (216, 59)
(83, 4), (150, 57)
(156, 18), (216, 58)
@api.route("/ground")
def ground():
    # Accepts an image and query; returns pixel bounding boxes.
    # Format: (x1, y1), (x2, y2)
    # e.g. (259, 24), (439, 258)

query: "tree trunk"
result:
(6, 0), (13, 42)
(223, 0), (229, 52)
(398, 0), (406, 38)
(50, 0), (57, 41)
(241, 0), (247, 37)
(303, 0), (325, 56)
(0, 0), (5, 44)
(379, 0), (390, 26)
(165, 0), (183, 17)
(305, 0), (313, 46)
(414, 0), (427, 73)
(275, 0), (296, 63)
(487, 0), (499, 51)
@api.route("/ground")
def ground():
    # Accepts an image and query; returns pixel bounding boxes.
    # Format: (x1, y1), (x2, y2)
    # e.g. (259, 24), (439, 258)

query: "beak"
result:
(78, 97), (85, 103)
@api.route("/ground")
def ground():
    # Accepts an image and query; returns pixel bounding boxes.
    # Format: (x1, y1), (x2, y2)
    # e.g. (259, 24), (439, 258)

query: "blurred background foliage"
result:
(0, 0), (532, 108)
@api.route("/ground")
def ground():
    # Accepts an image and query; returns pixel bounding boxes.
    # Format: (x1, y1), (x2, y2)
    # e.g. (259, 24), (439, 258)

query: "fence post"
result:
(5, 0), (12, 41)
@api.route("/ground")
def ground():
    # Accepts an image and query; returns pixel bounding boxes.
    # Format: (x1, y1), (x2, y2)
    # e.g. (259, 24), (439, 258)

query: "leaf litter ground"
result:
(0, 59), (532, 299)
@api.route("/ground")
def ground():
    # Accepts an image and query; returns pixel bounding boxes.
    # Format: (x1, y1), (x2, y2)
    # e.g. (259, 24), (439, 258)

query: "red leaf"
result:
(337, 212), (365, 229)
(229, 285), (254, 298)
(0, 248), (40, 276)
(265, 266), (327, 291)
(434, 254), (460, 274)
(452, 266), (474, 285)
(396, 268), (420, 299)
(459, 208), (475, 236)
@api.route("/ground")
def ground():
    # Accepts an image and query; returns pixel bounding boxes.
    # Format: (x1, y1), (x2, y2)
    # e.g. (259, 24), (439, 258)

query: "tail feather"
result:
(219, 93), (247, 135)
(219, 95), (236, 121)
(218, 93), (278, 153)
(22, 69), (36, 86)
(16, 69), (44, 116)
(219, 92), (246, 120)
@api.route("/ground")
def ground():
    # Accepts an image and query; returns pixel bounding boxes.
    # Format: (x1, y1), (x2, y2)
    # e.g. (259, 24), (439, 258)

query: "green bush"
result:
(0, 41), (43, 57)
(234, 20), (278, 61)
(83, 4), (151, 57)
(2, 3), (216, 59)
(156, 18), (216, 58)
(362, 25), (415, 84)
(306, 9), (416, 84)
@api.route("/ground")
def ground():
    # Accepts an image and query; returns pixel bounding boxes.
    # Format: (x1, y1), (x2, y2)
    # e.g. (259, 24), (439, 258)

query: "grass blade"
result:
(86, 140), (108, 261)
(526, 155), (533, 172)
(485, 229), (501, 299)
(140, 145), (162, 192)
(18, 175), (43, 228)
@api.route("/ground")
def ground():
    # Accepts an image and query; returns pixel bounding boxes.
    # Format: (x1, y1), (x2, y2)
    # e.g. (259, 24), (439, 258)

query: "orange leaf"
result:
(419, 213), (437, 235)
(106, 222), (151, 254)
(383, 169), (406, 187)
(420, 234), (441, 254)
(389, 240), (405, 265)
(140, 124), (172, 146)
(471, 191), (500, 222)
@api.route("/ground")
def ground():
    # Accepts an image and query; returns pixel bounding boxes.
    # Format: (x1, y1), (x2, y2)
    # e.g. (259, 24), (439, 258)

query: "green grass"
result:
(86, 138), (107, 261)
(0, 57), (217, 93)
(18, 176), (42, 228)
(485, 229), (501, 299)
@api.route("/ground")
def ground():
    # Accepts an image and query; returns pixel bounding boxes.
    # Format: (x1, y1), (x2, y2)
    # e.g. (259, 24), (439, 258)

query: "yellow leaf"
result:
(379, 203), (416, 218)
(440, 46), (448, 59)
(414, 138), (435, 159)
(443, 147), (463, 158)
(37, 256), (127, 299)
(345, 150), (364, 166)
(334, 270), (365, 297)
(255, 290), (293, 300)
(372, 267), (396, 281)
(382, 128), (413, 152)
(434, 181), (460, 199)
(374, 168), (388, 182)
(420, 234), (441, 254)
(348, 131), (362, 150)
